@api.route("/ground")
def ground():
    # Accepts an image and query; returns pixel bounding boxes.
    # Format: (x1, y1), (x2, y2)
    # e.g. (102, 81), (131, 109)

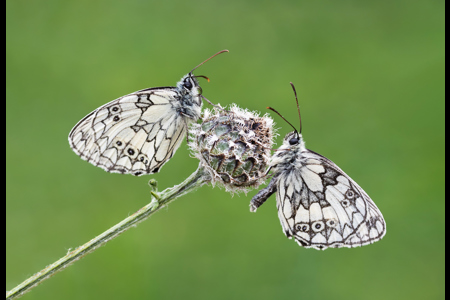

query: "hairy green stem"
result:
(6, 165), (211, 300)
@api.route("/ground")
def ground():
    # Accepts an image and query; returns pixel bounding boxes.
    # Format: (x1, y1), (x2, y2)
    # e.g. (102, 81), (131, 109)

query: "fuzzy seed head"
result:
(189, 105), (276, 193)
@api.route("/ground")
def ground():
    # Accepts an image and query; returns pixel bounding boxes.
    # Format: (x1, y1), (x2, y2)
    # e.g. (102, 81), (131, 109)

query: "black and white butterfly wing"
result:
(69, 88), (191, 176)
(276, 149), (386, 250)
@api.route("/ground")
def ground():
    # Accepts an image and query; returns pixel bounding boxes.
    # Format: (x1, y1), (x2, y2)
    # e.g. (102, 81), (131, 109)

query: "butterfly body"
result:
(69, 74), (202, 176)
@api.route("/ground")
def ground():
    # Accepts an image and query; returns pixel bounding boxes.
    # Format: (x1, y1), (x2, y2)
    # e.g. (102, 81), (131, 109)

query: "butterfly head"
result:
(269, 130), (304, 169)
(285, 131), (300, 145)
(182, 74), (198, 91)
(178, 74), (202, 96)
(180, 50), (229, 107)
(283, 131), (305, 150)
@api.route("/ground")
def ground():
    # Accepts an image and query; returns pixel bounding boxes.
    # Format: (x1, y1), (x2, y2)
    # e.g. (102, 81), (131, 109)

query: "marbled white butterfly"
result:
(69, 50), (228, 176)
(250, 83), (386, 250)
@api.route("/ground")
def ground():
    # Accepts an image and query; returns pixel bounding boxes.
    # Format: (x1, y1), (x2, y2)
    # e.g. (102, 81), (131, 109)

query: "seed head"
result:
(189, 105), (276, 193)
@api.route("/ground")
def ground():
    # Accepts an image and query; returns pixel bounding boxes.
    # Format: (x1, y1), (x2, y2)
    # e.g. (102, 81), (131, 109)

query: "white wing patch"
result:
(69, 89), (191, 176)
(276, 150), (386, 250)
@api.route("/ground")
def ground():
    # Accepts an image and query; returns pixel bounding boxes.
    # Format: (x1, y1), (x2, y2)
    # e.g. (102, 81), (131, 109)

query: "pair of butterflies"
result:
(68, 50), (386, 250)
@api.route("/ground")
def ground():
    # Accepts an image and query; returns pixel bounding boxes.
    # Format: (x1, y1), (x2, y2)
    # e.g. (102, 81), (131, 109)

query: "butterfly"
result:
(68, 50), (228, 176)
(250, 83), (386, 250)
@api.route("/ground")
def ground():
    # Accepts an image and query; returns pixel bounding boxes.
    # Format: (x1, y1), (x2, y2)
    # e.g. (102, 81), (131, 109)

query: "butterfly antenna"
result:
(290, 82), (302, 134)
(189, 49), (229, 74)
(266, 106), (298, 133)
(194, 75), (210, 82)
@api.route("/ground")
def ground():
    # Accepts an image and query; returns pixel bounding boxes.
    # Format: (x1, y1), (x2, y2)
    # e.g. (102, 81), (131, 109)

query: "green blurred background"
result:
(7, 0), (444, 299)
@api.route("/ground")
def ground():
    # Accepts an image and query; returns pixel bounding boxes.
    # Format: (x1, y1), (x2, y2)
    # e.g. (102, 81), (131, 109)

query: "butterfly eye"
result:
(289, 137), (299, 145)
(184, 77), (193, 90)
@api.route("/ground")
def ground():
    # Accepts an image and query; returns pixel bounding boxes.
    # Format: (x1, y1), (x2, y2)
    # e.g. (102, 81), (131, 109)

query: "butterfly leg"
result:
(200, 95), (228, 111)
(250, 175), (278, 212)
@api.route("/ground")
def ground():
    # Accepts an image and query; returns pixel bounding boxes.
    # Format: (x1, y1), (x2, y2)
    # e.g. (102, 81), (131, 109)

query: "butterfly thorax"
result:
(174, 74), (203, 121)
(270, 132), (306, 173)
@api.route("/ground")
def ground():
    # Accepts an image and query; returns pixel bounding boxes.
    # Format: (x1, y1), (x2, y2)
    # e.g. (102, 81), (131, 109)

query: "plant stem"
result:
(6, 165), (211, 300)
